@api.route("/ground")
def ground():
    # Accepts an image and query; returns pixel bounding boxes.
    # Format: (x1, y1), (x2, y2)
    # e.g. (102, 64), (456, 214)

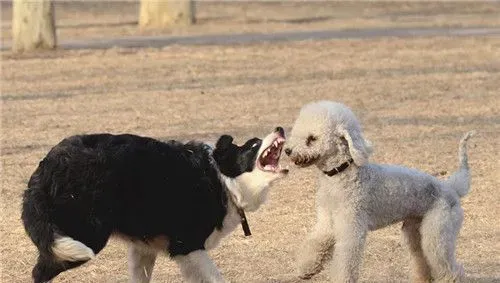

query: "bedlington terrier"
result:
(284, 101), (473, 283)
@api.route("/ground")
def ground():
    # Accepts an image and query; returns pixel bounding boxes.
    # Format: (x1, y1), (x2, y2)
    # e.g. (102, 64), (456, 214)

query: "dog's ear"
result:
(215, 135), (234, 151)
(338, 126), (372, 166)
(213, 135), (237, 174)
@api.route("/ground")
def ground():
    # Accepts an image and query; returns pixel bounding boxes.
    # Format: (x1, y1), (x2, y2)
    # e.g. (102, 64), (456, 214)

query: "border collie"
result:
(22, 127), (288, 283)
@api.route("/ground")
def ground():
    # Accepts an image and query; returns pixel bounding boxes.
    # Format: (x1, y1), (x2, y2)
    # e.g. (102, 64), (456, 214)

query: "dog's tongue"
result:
(265, 155), (278, 163)
(262, 148), (279, 167)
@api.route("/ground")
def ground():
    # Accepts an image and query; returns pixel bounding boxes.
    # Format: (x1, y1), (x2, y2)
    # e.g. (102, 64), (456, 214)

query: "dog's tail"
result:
(445, 131), (475, 198)
(22, 165), (95, 262)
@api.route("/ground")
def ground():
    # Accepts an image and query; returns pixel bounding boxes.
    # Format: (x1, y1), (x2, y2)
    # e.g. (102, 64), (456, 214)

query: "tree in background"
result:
(12, 0), (56, 52)
(139, 0), (195, 28)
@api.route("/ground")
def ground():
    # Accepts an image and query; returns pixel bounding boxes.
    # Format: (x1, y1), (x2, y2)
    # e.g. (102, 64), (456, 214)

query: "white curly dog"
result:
(284, 101), (473, 283)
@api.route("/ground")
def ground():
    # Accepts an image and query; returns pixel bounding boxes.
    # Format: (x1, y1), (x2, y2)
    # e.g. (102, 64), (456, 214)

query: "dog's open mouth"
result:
(258, 137), (285, 173)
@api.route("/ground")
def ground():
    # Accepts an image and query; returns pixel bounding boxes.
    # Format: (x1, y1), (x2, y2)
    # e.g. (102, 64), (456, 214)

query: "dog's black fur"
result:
(22, 133), (265, 283)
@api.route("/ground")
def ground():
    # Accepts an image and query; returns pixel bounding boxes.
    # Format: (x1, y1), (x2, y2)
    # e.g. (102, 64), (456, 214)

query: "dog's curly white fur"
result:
(286, 101), (473, 283)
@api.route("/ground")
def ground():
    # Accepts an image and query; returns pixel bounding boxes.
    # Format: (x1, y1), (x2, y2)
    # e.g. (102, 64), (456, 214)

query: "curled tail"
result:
(22, 166), (95, 262)
(446, 131), (475, 197)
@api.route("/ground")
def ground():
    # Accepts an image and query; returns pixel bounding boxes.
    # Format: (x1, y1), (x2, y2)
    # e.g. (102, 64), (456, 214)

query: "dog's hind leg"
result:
(421, 201), (464, 283)
(296, 206), (335, 279)
(174, 249), (225, 283)
(402, 219), (432, 283)
(32, 235), (96, 283)
(32, 255), (87, 283)
(128, 243), (157, 283)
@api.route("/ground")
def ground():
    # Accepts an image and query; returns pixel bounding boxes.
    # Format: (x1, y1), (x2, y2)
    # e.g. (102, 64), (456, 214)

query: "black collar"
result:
(323, 158), (354, 177)
(236, 208), (251, 236)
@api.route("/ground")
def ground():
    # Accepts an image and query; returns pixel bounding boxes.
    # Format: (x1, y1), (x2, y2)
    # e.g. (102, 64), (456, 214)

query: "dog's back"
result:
(359, 131), (474, 231)
(358, 164), (443, 229)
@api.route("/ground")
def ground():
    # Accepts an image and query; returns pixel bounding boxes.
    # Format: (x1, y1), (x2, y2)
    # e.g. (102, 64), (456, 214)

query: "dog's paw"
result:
(267, 273), (304, 283)
(297, 272), (314, 280)
(295, 256), (324, 280)
(296, 262), (322, 280)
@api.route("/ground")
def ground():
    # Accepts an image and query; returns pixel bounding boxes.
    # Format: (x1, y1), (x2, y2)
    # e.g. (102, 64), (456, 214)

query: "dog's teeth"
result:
(263, 151), (268, 157)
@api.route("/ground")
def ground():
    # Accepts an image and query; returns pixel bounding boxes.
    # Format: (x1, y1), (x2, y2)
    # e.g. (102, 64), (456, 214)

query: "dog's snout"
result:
(275, 127), (285, 137)
(284, 148), (292, 156)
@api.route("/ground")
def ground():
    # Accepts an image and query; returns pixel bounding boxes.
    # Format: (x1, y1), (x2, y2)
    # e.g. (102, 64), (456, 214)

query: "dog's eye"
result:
(306, 135), (317, 146)
(252, 142), (259, 148)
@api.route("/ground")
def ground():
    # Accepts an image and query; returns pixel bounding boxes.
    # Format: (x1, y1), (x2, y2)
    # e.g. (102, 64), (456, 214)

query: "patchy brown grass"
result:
(2, 1), (500, 42)
(2, 35), (500, 282)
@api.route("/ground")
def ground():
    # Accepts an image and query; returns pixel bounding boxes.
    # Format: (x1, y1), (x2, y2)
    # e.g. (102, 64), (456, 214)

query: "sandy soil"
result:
(2, 34), (499, 282)
(2, 1), (500, 43)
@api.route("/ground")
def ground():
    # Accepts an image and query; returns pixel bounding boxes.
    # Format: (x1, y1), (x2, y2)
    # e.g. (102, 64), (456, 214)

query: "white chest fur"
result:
(204, 201), (241, 250)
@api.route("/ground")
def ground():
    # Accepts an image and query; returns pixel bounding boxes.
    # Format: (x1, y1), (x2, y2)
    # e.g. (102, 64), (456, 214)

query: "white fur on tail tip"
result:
(52, 236), (95, 262)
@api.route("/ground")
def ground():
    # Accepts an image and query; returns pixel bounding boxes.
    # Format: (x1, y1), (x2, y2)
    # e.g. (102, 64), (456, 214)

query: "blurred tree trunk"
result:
(12, 0), (56, 52)
(139, 0), (195, 28)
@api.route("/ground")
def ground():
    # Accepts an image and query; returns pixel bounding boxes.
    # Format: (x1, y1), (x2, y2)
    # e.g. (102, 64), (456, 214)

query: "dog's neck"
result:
(207, 143), (272, 212)
(221, 173), (271, 212)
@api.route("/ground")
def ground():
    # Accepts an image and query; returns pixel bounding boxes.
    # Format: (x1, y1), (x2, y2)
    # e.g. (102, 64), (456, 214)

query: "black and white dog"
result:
(22, 127), (288, 283)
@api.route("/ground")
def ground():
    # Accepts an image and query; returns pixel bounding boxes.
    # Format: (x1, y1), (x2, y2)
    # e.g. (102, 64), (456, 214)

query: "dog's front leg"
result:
(128, 244), (157, 283)
(174, 249), (226, 283)
(296, 206), (335, 279)
(329, 219), (367, 283)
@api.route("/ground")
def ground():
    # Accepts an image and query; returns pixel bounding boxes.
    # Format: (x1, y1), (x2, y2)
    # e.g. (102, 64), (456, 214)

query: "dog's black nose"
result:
(284, 148), (292, 156)
(275, 127), (285, 137)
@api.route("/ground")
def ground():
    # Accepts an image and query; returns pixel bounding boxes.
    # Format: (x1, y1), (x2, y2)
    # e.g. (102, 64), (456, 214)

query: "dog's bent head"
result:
(285, 101), (372, 171)
(213, 127), (288, 211)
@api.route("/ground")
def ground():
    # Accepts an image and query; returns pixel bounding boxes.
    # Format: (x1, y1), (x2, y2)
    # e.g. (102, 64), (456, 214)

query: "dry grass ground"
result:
(2, 1), (500, 43)
(2, 35), (499, 282)
(2, 1), (500, 280)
